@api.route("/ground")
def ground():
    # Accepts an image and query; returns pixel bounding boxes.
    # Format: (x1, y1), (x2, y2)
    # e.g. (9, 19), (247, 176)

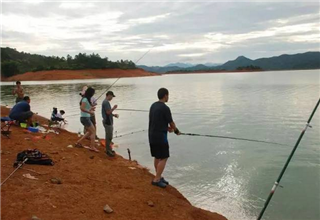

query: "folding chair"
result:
(1, 117), (15, 138)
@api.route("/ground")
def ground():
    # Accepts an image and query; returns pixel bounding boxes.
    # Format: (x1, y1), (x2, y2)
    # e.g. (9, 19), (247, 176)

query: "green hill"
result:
(1, 47), (136, 77)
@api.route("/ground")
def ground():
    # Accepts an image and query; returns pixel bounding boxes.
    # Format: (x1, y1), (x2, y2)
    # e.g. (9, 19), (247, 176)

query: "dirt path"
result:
(1, 106), (227, 220)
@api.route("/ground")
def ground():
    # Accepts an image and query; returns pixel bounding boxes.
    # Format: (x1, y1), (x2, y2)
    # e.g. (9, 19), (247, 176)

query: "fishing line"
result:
(114, 129), (146, 139)
(116, 108), (210, 115)
(180, 132), (289, 146)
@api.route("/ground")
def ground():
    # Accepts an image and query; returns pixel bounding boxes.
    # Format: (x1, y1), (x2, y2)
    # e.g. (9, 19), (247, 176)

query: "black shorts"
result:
(150, 143), (170, 159)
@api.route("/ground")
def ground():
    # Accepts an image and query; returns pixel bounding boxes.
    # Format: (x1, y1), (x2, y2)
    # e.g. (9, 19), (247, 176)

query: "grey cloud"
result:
(2, 1), (319, 66)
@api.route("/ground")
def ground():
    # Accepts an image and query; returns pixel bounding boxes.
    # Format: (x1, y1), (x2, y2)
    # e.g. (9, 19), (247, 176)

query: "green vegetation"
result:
(1, 47), (136, 77)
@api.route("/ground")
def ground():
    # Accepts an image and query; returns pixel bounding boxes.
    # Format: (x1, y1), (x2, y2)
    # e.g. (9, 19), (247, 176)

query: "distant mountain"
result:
(138, 51), (320, 73)
(164, 62), (194, 68)
(219, 52), (320, 71)
(219, 56), (254, 70)
(203, 62), (221, 67)
(137, 65), (182, 73)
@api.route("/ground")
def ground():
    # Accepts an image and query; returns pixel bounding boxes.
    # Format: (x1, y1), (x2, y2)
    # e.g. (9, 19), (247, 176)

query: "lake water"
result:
(1, 69), (319, 220)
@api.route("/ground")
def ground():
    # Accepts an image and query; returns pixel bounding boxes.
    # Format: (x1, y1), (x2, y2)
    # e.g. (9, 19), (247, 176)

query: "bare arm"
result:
(80, 102), (94, 114)
(106, 105), (118, 116)
(169, 121), (181, 135)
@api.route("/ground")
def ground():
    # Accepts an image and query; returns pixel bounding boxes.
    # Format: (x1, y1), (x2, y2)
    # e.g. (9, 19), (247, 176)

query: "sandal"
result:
(90, 147), (99, 152)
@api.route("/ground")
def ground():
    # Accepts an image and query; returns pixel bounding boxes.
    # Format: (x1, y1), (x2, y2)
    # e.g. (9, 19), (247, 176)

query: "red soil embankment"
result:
(1, 106), (227, 220)
(2, 68), (158, 81)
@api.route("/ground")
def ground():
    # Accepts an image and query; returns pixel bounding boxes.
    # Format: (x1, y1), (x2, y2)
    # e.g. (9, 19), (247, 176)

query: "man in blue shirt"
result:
(149, 88), (181, 188)
(9, 96), (34, 126)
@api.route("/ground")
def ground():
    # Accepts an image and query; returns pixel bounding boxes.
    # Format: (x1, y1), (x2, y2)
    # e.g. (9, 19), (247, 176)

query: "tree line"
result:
(1, 47), (136, 77)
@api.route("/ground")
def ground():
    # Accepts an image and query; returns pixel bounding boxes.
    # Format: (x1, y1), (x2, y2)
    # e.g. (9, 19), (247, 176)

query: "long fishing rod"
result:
(95, 44), (157, 102)
(116, 108), (210, 115)
(257, 98), (320, 220)
(1, 158), (28, 186)
(180, 132), (289, 146)
(95, 77), (121, 101)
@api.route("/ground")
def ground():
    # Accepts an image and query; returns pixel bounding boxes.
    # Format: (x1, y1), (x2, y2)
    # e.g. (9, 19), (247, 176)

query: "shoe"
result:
(151, 180), (167, 188)
(160, 177), (169, 185)
(106, 150), (115, 157)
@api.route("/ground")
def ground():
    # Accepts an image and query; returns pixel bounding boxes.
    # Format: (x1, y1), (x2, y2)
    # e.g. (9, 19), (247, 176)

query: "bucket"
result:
(20, 123), (27, 128)
(28, 127), (39, 133)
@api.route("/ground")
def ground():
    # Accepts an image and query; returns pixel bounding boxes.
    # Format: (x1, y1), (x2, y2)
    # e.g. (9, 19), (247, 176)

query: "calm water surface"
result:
(1, 69), (319, 220)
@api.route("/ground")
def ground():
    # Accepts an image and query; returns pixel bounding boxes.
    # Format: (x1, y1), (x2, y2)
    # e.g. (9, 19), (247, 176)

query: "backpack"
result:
(13, 149), (54, 167)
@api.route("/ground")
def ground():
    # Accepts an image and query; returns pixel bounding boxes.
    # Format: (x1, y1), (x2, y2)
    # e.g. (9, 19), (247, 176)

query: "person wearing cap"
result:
(148, 88), (181, 188)
(101, 91), (119, 157)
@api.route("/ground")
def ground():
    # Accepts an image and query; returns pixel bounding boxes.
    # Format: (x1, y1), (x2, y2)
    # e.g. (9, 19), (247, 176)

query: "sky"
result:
(1, 0), (320, 66)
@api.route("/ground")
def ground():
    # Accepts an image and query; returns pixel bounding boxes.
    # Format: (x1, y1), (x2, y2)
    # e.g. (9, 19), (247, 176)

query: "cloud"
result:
(59, 2), (96, 9)
(127, 13), (171, 25)
(1, 2), (319, 65)
(178, 53), (206, 57)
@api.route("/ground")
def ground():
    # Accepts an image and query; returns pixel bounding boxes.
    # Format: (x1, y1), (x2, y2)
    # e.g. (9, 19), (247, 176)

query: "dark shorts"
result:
(15, 97), (24, 103)
(150, 143), (170, 159)
(10, 111), (33, 122)
(90, 115), (96, 125)
(80, 117), (93, 128)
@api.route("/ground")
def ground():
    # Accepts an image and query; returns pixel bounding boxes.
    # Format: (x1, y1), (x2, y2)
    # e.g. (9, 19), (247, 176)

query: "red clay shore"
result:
(1, 68), (158, 81)
(1, 106), (227, 220)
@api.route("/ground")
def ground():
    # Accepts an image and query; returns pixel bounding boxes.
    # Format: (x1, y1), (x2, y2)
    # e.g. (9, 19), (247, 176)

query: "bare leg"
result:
(154, 158), (160, 172)
(76, 131), (91, 144)
(86, 125), (98, 151)
(154, 158), (168, 182)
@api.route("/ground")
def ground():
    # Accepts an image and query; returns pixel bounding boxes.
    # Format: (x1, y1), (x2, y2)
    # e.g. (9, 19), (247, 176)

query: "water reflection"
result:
(0, 70), (319, 220)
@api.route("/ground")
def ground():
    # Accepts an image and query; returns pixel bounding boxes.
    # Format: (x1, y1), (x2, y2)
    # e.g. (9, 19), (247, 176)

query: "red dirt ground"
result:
(1, 106), (227, 220)
(2, 68), (158, 81)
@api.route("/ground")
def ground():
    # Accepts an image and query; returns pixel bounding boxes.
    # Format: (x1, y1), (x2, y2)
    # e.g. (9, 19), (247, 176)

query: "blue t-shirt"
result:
(148, 101), (173, 144)
(9, 101), (30, 118)
(80, 98), (91, 118)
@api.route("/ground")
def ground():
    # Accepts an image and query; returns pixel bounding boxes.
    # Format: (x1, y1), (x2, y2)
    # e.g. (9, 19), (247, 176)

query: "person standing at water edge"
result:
(80, 86), (98, 139)
(149, 88), (181, 188)
(75, 87), (99, 152)
(102, 91), (119, 157)
(12, 81), (24, 103)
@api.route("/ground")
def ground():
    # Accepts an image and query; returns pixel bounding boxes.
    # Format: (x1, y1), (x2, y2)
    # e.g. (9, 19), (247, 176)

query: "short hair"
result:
(23, 96), (30, 101)
(157, 88), (169, 100)
(16, 81), (21, 85)
(60, 110), (65, 114)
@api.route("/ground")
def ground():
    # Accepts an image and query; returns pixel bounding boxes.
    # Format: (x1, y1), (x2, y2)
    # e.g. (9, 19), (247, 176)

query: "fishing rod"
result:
(95, 77), (121, 101)
(1, 158), (28, 186)
(95, 44), (157, 102)
(114, 129), (146, 139)
(257, 98), (320, 220)
(180, 132), (289, 146)
(116, 108), (210, 115)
